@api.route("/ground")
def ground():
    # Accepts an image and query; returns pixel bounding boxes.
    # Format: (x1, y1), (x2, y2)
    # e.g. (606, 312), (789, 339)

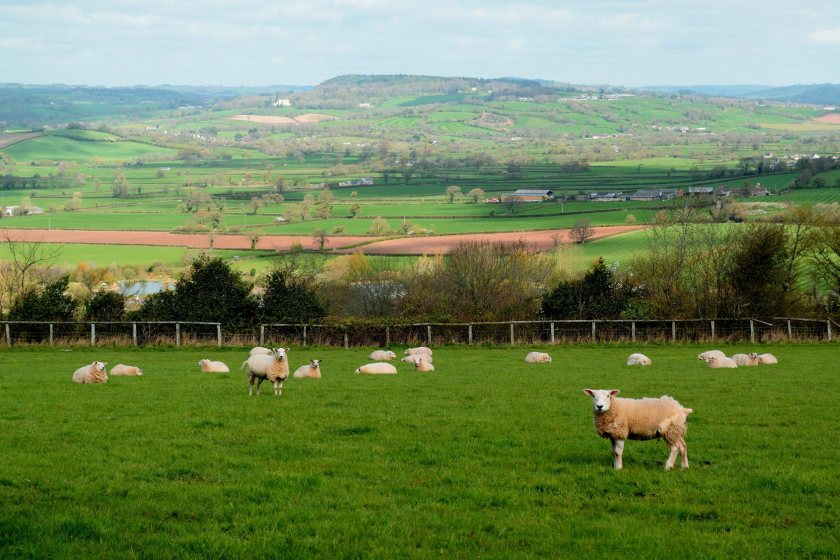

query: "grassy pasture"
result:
(0, 344), (837, 559)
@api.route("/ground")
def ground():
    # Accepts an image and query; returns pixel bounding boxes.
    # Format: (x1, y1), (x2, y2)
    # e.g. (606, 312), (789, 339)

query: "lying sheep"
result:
(199, 359), (230, 373)
(704, 355), (738, 369)
(242, 348), (290, 396)
(355, 362), (397, 375)
(293, 359), (322, 379)
(369, 350), (397, 361)
(626, 353), (652, 366)
(757, 353), (778, 365)
(109, 364), (143, 376)
(698, 350), (726, 362)
(412, 355), (435, 372)
(583, 389), (693, 470)
(72, 361), (108, 384)
(400, 354), (433, 364)
(249, 346), (273, 356)
(524, 351), (552, 363)
(405, 347), (433, 356)
(732, 352), (760, 367)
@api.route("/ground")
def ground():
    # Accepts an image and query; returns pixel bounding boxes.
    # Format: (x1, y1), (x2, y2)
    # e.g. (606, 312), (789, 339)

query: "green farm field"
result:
(0, 343), (837, 559)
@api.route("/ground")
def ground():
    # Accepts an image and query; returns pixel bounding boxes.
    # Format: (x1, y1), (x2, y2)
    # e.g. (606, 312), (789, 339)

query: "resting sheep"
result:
(412, 356), (435, 372)
(704, 355), (738, 369)
(199, 359), (230, 373)
(293, 359), (322, 379)
(242, 348), (290, 396)
(757, 353), (778, 365)
(109, 364), (143, 376)
(72, 361), (108, 384)
(405, 347), (433, 356)
(249, 346), (273, 356)
(732, 353), (760, 367)
(583, 389), (693, 470)
(400, 354), (433, 364)
(626, 353), (652, 366)
(698, 350), (726, 362)
(524, 351), (552, 363)
(369, 350), (397, 361)
(355, 362), (397, 375)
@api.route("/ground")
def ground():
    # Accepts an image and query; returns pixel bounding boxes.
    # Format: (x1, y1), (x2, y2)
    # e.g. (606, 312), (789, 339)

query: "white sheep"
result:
(293, 359), (322, 379)
(698, 350), (727, 362)
(109, 364), (143, 376)
(757, 353), (778, 365)
(704, 355), (738, 369)
(199, 359), (230, 373)
(405, 347), (433, 356)
(524, 351), (552, 363)
(241, 348), (290, 396)
(626, 353), (652, 366)
(412, 355), (435, 372)
(72, 361), (108, 384)
(355, 362), (397, 375)
(400, 354), (433, 364)
(249, 346), (273, 356)
(369, 350), (397, 361)
(583, 389), (693, 470)
(732, 352), (760, 367)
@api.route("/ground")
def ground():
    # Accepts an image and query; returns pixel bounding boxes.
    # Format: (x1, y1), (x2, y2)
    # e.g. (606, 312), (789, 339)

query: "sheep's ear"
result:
(609, 389), (620, 396)
(583, 389), (594, 397)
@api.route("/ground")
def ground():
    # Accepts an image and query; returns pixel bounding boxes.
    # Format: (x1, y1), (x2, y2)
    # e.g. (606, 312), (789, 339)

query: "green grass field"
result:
(0, 343), (836, 558)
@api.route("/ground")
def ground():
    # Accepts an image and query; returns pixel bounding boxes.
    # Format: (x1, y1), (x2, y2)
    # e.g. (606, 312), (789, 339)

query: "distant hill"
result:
(641, 83), (840, 106)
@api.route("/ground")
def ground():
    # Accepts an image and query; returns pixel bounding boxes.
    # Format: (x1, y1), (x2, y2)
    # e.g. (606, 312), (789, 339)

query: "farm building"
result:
(3, 205), (44, 216)
(500, 189), (555, 203)
(628, 189), (677, 201)
(688, 186), (715, 197)
(589, 192), (625, 202)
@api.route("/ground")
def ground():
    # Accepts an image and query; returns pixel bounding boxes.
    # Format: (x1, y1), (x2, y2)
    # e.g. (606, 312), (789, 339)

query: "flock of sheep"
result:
(72, 345), (779, 471)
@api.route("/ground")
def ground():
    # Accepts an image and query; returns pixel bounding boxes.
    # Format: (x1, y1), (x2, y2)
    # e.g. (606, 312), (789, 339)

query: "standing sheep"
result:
(405, 347), (433, 356)
(242, 348), (290, 396)
(412, 356), (435, 372)
(355, 363), (397, 375)
(626, 353), (652, 366)
(293, 359), (322, 379)
(757, 353), (778, 365)
(583, 389), (693, 470)
(199, 359), (230, 373)
(249, 346), (273, 356)
(109, 364), (143, 376)
(732, 353), (760, 367)
(400, 354), (433, 364)
(525, 352), (552, 363)
(704, 355), (738, 369)
(72, 361), (108, 384)
(369, 350), (397, 361)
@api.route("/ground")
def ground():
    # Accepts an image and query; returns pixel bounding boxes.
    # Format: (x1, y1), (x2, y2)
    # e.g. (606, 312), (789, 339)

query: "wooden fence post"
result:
(4, 323), (9, 347)
(468, 324), (473, 345)
(385, 326), (390, 347)
(591, 321), (596, 342)
(631, 321), (636, 343)
(343, 331), (349, 349)
(671, 321), (676, 342)
(510, 323), (515, 345)
(217, 324), (222, 348)
(260, 325), (265, 345)
(303, 325), (307, 347)
(91, 323), (96, 346)
(133, 323), (138, 346)
(49, 324), (54, 346)
(711, 320), (715, 340)
(749, 320), (755, 343)
(176, 323), (181, 347)
(827, 320), (832, 342)
(550, 322), (555, 344)
(427, 324), (432, 345)
(787, 319), (792, 339)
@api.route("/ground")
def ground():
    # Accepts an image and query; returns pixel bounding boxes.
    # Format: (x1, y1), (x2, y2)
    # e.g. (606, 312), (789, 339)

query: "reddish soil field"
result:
(1, 226), (646, 255)
(814, 113), (840, 124)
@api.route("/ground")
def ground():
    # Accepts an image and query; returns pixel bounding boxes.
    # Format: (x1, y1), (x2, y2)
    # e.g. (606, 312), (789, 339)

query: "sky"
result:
(1, 0), (839, 88)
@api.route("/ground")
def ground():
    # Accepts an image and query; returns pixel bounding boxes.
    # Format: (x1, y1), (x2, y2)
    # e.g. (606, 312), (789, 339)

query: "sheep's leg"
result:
(274, 379), (284, 396)
(665, 442), (679, 470)
(256, 377), (264, 395)
(679, 439), (689, 469)
(248, 374), (255, 396)
(611, 438), (625, 470)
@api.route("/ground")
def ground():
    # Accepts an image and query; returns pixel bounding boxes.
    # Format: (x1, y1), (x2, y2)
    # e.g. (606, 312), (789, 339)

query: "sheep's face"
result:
(310, 359), (321, 368)
(272, 348), (288, 361)
(94, 361), (107, 372)
(198, 359), (207, 367)
(387, 351), (396, 359)
(584, 389), (620, 413)
(136, 368), (143, 376)
(749, 352), (759, 359)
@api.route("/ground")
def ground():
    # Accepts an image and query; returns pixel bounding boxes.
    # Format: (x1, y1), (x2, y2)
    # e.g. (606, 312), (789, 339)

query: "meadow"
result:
(0, 343), (837, 559)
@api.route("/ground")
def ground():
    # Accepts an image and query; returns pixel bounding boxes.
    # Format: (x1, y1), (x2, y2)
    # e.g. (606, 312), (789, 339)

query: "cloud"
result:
(808, 27), (840, 45)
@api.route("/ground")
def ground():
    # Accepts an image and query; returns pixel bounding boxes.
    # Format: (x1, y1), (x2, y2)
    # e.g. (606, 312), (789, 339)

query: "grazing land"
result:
(0, 344), (837, 559)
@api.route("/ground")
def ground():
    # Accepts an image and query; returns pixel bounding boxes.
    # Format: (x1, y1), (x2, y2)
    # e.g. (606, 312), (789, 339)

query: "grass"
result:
(1, 343), (838, 558)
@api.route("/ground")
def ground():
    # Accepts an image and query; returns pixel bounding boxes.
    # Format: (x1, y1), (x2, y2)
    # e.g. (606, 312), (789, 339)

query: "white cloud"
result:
(808, 27), (840, 45)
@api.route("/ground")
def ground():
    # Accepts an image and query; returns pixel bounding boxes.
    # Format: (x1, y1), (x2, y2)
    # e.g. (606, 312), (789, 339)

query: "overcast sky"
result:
(2, 0), (839, 88)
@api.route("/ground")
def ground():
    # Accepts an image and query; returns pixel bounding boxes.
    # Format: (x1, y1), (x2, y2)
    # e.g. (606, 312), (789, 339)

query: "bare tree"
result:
(570, 220), (593, 244)
(313, 229), (328, 251)
(0, 232), (62, 315)
(247, 231), (261, 250)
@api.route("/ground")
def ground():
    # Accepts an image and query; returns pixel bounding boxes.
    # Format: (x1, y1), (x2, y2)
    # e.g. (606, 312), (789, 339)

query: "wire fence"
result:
(1, 317), (836, 348)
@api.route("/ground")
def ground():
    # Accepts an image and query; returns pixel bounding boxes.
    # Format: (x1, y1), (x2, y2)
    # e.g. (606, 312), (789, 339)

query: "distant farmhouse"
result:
(589, 192), (625, 202)
(687, 186), (715, 197)
(500, 189), (555, 203)
(337, 177), (374, 187)
(628, 189), (677, 201)
(3, 205), (44, 216)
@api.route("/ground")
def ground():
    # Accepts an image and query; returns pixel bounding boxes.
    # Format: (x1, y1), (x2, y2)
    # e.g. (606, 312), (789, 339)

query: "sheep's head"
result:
(136, 368), (144, 376)
(583, 389), (620, 413)
(749, 352), (759, 359)
(272, 348), (288, 361)
(387, 351), (396, 359)
(310, 359), (321, 368)
(94, 361), (107, 372)
(198, 359), (207, 367)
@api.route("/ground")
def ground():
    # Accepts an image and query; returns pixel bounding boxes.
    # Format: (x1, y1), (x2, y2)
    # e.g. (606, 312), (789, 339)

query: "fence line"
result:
(1, 318), (837, 348)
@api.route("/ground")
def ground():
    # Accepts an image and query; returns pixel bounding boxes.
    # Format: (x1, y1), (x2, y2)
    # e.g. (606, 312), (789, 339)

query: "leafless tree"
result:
(570, 220), (593, 244)
(0, 232), (62, 315)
